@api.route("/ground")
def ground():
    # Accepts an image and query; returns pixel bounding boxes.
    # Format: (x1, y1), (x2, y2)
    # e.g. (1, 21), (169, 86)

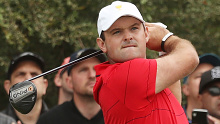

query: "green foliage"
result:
(0, 0), (219, 110)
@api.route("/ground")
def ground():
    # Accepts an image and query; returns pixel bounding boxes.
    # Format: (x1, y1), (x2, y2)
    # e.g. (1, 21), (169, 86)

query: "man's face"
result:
(183, 63), (214, 101)
(200, 82), (220, 119)
(9, 60), (48, 100)
(60, 71), (73, 94)
(68, 57), (100, 97)
(101, 16), (148, 63)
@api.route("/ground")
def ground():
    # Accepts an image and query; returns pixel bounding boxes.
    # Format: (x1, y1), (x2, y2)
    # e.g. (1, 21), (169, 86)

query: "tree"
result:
(0, 0), (219, 110)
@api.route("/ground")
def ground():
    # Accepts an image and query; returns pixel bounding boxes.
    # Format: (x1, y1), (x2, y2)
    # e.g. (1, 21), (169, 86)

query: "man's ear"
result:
(145, 26), (149, 43)
(4, 80), (11, 95)
(197, 94), (203, 107)
(43, 79), (48, 95)
(182, 84), (190, 96)
(97, 38), (107, 53)
(66, 76), (73, 89)
(54, 74), (61, 87)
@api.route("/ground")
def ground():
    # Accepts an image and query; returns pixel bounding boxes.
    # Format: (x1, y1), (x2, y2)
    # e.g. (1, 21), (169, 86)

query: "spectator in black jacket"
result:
(2, 52), (49, 124)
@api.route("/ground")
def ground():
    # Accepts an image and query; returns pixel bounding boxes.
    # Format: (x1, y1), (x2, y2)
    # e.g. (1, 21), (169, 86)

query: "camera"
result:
(192, 109), (208, 124)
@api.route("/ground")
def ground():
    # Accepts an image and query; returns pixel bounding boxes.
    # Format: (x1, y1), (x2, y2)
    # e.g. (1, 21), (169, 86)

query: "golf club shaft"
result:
(26, 50), (103, 81)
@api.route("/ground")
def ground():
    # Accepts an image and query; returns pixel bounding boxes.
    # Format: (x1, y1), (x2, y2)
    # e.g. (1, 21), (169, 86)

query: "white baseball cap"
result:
(97, 1), (145, 37)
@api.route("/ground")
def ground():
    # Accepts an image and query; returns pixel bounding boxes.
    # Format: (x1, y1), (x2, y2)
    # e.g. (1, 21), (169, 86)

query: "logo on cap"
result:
(115, 5), (122, 10)
(211, 67), (220, 79)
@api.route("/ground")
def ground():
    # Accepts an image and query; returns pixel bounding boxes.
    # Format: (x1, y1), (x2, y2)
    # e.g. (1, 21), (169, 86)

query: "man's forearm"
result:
(164, 36), (199, 76)
(155, 35), (199, 93)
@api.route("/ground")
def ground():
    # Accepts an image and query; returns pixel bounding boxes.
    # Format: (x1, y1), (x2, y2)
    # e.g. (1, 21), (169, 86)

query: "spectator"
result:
(198, 66), (220, 123)
(2, 52), (49, 124)
(0, 112), (16, 124)
(37, 48), (106, 124)
(54, 57), (73, 105)
(94, 1), (199, 123)
(182, 53), (220, 123)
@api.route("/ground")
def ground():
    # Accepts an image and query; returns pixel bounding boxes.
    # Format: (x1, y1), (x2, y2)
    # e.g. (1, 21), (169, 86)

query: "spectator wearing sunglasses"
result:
(182, 53), (220, 123)
(198, 66), (220, 123)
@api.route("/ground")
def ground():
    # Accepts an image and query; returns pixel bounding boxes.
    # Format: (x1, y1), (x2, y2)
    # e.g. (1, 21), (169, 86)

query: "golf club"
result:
(9, 50), (103, 114)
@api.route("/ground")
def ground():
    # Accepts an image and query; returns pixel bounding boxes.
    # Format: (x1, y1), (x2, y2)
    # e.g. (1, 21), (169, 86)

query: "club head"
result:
(9, 81), (37, 114)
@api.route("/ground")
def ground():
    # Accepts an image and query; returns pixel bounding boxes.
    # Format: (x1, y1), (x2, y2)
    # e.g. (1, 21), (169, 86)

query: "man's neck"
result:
(73, 94), (101, 120)
(15, 99), (42, 124)
(186, 98), (202, 120)
(57, 88), (72, 105)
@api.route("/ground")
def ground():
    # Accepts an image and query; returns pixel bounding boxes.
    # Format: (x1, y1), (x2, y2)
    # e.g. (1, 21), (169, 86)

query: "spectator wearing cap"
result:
(198, 66), (220, 123)
(37, 48), (105, 124)
(54, 57), (73, 105)
(182, 53), (220, 123)
(2, 52), (49, 124)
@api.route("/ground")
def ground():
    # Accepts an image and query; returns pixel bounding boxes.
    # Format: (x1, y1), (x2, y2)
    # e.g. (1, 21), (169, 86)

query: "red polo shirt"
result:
(94, 58), (188, 124)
